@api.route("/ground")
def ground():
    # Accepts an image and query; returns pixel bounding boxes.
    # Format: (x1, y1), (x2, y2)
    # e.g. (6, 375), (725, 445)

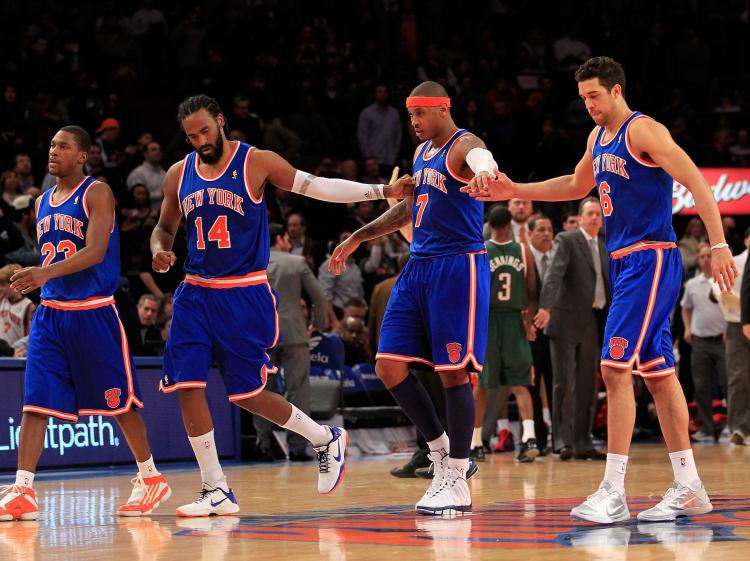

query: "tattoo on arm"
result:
(297, 173), (316, 195)
(356, 199), (411, 241)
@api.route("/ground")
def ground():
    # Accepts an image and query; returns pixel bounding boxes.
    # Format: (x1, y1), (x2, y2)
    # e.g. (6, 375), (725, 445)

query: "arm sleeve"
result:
(291, 170), (385, 203)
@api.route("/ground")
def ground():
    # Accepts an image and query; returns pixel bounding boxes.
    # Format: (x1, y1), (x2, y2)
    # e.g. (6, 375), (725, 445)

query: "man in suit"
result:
(254, 223), (329, 461)
(536, 197), (609, 460)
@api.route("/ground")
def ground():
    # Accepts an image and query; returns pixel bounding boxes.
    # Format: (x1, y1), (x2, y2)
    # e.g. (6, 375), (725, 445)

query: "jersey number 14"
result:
(194, 215), (231, 249)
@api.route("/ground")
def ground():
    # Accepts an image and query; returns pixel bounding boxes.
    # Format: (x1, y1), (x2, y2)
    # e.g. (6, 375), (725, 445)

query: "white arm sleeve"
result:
(291, 170), (385, 202)
(466, 147), (498, 178)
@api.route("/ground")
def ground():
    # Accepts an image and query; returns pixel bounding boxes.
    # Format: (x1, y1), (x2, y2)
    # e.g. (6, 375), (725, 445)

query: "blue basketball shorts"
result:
(23, 296), (143, 422)
(601, 243), (681, 378)
(162, 273), (279, 401)
(377, 251), (489, 372)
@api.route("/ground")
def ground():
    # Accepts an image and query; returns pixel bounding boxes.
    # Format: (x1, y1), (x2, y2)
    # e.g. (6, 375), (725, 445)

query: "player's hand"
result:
(743, 324), (750, 342)
(526, 324), (537, 342)
(460, 171), (514, 201)
(711, 246), (738, 292)
(328, 235), (361, 276)
(684, 330), (693, 345)
(10, 266), (50, 294)
(153, 251), (177, 273)
(384, 173), (416, 199)
(533, 308), (550, 329)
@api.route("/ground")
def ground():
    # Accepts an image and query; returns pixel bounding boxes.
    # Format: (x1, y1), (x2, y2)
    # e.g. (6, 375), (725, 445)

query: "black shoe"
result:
(390, 448), (430, 478)
(415, 459), (479, 480)
(255, 447), (277, 463)
(289, 451), (314, 462)
(470, 446), (486, 462)
(516, 439), (539, 463)
(558, 446), (573, 461)
(538, 446), (551, 457)
(574, 449), (607, 461)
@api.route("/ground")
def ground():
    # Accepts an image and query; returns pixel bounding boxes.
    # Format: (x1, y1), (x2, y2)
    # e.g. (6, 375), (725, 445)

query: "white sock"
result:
(521, 420), (536, 442)
(136, 456), (160, 479)
(669, 449), (702, 490)
(446, 456), (469, 475)
(471, 427), (483, 448)
(281, 404), (331, 447)
(542, 408), (551, 426)
(15, 470), (34, 488)
(603, 453), (628, 492)
(188, 430), (226, 489)
(427, 433), (450, 455)
(497, 418), (510, 432)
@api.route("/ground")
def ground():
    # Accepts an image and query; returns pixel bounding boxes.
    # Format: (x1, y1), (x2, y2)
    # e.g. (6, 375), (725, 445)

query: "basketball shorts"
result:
(481, 312), (533, 389)
(162, 274), (279, 401)
(376, 251), (489, 372)
(24, 297), (143, 422)
(601, 243), (681, 378)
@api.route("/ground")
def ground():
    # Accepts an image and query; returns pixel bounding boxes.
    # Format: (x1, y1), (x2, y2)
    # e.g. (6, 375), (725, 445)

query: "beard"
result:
(196, 128), (225, 165)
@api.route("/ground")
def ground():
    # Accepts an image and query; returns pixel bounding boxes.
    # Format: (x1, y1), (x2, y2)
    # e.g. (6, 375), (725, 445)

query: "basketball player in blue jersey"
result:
(329, 81), (502, 516)
(464, 57), (738, 524)
(150, 95), (414, 517)
(0, 126), (171, 522)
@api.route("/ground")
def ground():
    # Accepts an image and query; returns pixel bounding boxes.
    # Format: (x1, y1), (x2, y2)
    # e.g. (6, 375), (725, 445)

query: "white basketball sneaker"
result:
(570, 481), (631, 524)
(175, 484), (240, 517)
(415, 450), (448, 512)
(314, 426), (347, 494)
(415, 463), (472, 516)
(637, 481), (712, 522)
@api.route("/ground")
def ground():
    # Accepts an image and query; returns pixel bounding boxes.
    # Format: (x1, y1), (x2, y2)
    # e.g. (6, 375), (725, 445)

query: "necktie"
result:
(540, 254), (548, 282)
(589, 238), (606, 309)
(519, 226), (528, 246)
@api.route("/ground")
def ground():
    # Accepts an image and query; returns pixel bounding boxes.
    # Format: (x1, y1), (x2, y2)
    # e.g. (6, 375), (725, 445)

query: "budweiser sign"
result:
(673, 168), (750, 215)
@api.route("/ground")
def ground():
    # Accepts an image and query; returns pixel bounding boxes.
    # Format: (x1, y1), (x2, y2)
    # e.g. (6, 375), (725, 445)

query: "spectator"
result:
(729, 129), (750, 166)
(0, 264), (34, 348)
(130, 294), (162, 356)
(126, 141), (166, 210)
(341, 297), (368, 322)
(1, 170), (22, 208)
(84, 143), (106, 178)
(286, 212), (322, 271)
(262, 117), (301, 160)
(362, 158), (387, 184)
(158, 292), (174, 322)
(319, 231), (366, 318)
(13, 153), (35, 192)
(357, 85), (402, 167)
(120, 183), (158, 256)
(561, 212), (580, 232)
(681, 244), (727, 442)
(95, 118), (125, 169)
(347, 201), (375, 233)
(679, 218), (707, 273)
(334, 316), (374, 366)
(369, 253), (409, 353)
(509, 198), (533, 244)
(553, 22), (592, 72)
(230, 95), (262, 147)
(4, 195), (40, 267)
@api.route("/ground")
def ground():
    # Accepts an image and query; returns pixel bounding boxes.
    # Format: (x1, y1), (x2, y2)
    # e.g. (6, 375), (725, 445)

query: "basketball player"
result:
(463, 57), (737, 523)
(150, 95), (414, 517)
(1, 126), (170, 521)
(0, 264), (34, 349)
(472, 205), (539, 463)
(329, 81), (500, 515)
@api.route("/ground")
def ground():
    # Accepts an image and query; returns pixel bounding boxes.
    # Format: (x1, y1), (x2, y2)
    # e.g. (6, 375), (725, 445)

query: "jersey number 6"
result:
(599, 181), (613, 217)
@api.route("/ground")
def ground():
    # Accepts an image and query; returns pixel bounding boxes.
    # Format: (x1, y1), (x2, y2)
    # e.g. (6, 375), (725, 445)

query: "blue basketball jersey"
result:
(592, 111), (676, 253)
(410, 129), (485, 258)
(37, 176), (120, 300)
(178, 141), (269, 277)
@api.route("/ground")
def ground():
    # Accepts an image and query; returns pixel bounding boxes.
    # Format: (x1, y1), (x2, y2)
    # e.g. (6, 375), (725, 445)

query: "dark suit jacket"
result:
(540, 230), (610, 343)
(741, 254), (750, 325)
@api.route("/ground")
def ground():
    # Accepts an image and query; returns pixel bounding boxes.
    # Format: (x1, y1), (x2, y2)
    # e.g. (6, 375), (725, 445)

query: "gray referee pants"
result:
(690, 335), (726, 435)
(725, 322), (750, 437)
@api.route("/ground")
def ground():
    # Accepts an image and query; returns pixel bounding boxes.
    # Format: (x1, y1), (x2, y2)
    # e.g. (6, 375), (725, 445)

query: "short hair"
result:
(286, 212), (306, 226)
(578, 196), (601, 215)
(410, 81), (450, 98)
(233, 95), (249, 106)
(59, 125), (92, 151)
(177, 95), (224, 125)
(343, 297), (367, 310)
(0, 264), (21, 283)
(562, 211), (579, 223)
(488, 204), (512, 229)
(574, 56), (626, 95)
(269, 222), (286, 245)
(528, 215), (551, 232)
(14, 152), (30, 164)
(138, 294), (160, 307)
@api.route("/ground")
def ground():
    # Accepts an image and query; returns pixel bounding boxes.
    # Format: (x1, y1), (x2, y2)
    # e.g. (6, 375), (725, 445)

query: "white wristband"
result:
(466, 147), (498, 178)
(711, 242), (729, 251)
(291, 170), (385, 202)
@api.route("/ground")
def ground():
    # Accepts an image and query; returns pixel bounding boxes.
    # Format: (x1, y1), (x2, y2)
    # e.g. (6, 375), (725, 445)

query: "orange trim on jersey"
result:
(176, 159), (187, 214)
(244, 146), (263, 204)
(194, 141), (241, 181)
(421, 129), (465, 162)
(632, 247), (664, 358)
(41, 296), (115, 310)
(111, 304), (136, 398)
(610, 241), (676, 259)
(445, 131), (473, 184)
(159, 381), (208, 394)
(78, 395), (144, 417)
(183, 271), (268, 288)
(625, 115), (660, 168)
(638, 368), (676, 379)
(227, 365), (269, 402)
(265, 283), (280, 347)
(22, 405), (78, 422)
(639, 356), (667, 371)
(598, 112), (635, 147)
(434, 353), (483, 372)
(467, 252), (477, 354)
(601, 359), (633, 370)
(413, 141), (428, 165)
(48, 176), (89, 207)
(406, 96), (451, 108)
(375, 353), (435, 367)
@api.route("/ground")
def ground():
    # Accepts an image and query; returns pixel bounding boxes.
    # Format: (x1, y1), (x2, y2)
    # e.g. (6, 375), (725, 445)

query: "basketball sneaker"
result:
(314, 426), (347, 494)
(570, 481), (631, 524)
(0, 486), (39, 521)
(415, 464), (472, 516)
(118, 474), (172, 517)
(415, 458), (479, 480)
(516, 438), (539, 463)
(175, 484), (240, 517)
(637, 481), (712, 522)
(492, 429), (514, 453)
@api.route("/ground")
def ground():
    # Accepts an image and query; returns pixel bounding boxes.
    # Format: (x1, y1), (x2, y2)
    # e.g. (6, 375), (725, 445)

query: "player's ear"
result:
(79, 151), (88, 165)
(216, 113), (226, 128)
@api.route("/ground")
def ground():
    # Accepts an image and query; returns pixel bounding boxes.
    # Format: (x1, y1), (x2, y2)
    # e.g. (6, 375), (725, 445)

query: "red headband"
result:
(406, 96), (451, 108)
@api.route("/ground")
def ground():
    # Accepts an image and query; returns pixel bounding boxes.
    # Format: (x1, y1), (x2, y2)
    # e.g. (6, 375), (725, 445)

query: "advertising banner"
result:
(673, 168), (750, 215)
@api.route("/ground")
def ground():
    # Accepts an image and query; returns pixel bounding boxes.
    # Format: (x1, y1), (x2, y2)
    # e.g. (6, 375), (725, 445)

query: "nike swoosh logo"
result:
(333, 441), (342, 463)
(211, 498), (228, 507)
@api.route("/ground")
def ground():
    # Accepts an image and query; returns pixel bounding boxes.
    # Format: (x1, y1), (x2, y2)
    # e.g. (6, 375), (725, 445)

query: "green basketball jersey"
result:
(486, 239), (527, 312)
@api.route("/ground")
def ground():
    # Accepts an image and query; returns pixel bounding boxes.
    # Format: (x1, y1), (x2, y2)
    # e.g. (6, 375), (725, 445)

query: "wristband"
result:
(711, 242), (729, 251)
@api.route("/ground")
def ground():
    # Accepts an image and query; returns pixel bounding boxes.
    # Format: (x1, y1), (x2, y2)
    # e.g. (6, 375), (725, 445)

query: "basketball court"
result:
(3, 442), (747, 561)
